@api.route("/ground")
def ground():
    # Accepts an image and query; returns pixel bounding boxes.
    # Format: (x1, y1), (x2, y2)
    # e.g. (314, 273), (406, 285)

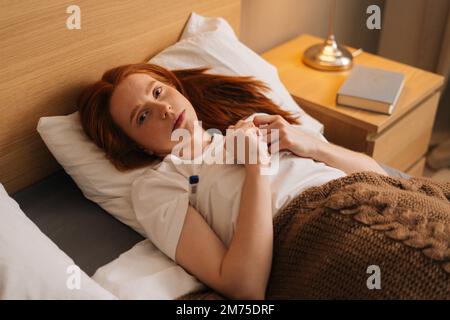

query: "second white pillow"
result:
(0, 183), (117, 300)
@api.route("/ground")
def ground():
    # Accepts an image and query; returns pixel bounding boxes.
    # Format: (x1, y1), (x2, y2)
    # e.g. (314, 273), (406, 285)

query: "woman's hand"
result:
(225, 119), (270, 169)
(252, 114), (324, 159)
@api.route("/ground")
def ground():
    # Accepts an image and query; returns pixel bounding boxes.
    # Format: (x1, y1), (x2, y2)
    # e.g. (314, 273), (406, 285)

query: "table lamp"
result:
(303, 0), (353, 71)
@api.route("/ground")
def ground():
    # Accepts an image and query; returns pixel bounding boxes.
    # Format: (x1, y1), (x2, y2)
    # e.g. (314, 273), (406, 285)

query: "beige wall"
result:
(240, 0), (385, 54)
(378, 0), (450, 134)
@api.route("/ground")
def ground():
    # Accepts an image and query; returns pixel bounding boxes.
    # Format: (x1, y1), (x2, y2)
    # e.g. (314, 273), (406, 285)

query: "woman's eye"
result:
(137, 110), (149, 126)
(153, 86), (162, 99)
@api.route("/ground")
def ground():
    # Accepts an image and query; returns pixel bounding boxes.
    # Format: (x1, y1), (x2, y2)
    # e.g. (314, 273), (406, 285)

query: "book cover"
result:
(336, 65), (405, 115)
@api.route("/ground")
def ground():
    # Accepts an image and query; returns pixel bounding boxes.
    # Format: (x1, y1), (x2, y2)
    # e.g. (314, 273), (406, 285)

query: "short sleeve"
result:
(131, 169), (189, 262)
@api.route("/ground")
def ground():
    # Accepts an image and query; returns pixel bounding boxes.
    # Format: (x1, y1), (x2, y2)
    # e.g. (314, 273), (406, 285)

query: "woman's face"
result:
(109, 73), (198, 157)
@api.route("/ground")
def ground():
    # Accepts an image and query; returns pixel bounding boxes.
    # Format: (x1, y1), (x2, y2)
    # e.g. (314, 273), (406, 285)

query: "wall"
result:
(240, 0), (385, 54)
(378, 0), (450, 135)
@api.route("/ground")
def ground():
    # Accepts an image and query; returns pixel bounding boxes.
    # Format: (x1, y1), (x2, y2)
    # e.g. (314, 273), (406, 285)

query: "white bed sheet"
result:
(92, 239), (205, 299)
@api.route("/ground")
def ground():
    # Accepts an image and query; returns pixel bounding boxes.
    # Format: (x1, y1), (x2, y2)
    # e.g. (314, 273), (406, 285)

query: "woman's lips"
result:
(172, 110), (185, 131)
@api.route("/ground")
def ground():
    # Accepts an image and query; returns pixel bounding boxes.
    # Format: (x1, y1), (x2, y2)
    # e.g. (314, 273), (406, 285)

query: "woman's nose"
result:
(158, 103), (172, 119)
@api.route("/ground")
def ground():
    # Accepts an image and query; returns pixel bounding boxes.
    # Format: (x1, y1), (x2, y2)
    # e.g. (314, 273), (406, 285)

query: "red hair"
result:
(78, 63), (300, 171)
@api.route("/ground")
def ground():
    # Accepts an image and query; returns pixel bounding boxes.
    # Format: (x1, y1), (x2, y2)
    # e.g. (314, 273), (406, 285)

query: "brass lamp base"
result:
(303, 35), (353, 71)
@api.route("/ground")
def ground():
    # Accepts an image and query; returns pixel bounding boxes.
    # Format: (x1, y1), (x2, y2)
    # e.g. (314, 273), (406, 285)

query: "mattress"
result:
(11, 163), (410, 298)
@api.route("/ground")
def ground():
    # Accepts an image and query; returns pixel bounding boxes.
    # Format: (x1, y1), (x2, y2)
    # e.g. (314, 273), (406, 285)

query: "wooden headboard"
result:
(0, 0), (241, 194)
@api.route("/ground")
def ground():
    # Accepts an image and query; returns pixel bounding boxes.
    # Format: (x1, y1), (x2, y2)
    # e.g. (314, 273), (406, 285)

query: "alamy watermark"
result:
(67, 4), (381, 31)
(366, 5), (381, 30)
(66, 5), (81, 30)
(66, 264), (81, 290)
(366, 265), (381, 290)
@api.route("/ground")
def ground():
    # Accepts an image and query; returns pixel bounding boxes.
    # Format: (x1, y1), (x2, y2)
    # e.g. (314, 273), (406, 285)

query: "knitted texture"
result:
(178, 171), (450, 300)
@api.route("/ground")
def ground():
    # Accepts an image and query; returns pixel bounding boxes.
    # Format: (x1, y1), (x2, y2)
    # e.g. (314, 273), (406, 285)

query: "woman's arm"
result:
(220, 121), (273, 298)
(220, 164), (273, 299)
(176, 121), (273, 300)
(253, 114), (388, 176)
(176, 165), (272, 300)
(311, 140), (388, 175)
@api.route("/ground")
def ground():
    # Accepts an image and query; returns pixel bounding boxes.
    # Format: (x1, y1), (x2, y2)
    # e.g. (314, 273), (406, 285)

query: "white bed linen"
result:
(92, 239), (204, 299)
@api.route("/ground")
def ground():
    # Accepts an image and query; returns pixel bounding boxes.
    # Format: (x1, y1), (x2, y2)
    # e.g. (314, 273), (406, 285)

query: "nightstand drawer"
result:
(367, 92), (440, 172)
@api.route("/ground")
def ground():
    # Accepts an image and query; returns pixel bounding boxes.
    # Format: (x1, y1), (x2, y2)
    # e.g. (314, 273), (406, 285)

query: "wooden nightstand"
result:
(262, 34), (445, 176)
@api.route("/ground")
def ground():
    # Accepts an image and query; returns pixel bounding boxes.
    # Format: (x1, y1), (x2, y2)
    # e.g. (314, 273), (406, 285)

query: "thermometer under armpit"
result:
(188, 175), (199, 206)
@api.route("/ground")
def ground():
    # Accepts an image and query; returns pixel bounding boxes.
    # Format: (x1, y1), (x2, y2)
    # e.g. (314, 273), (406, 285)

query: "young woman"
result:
(78, 63), (387, 300)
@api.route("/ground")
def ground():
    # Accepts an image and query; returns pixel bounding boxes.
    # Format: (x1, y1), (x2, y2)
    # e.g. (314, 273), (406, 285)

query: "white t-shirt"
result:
(131, 113), (346, 262)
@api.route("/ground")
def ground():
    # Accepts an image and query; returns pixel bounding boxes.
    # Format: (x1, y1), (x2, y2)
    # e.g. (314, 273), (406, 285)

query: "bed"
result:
(1, 0), (418, 300)
(11, 165), (410, 277)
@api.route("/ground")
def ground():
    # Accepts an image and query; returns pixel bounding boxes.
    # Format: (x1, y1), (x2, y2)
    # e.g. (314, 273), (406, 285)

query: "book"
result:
(336, 65), (405, 115)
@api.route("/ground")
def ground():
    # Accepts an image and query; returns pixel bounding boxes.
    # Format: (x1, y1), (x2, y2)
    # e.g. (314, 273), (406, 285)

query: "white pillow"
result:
(0, 183), (117, 300)
(37, 12), (325, 236)
(37, 113), (148, 236)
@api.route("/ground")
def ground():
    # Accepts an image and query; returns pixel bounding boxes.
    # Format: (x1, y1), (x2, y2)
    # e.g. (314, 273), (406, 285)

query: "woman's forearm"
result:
(220, 165), (273, 299)
(313, 140), (388, 175)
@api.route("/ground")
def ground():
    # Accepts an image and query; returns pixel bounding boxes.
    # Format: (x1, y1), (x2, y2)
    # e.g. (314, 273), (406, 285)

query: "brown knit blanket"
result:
(178, 171), (450, 300)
